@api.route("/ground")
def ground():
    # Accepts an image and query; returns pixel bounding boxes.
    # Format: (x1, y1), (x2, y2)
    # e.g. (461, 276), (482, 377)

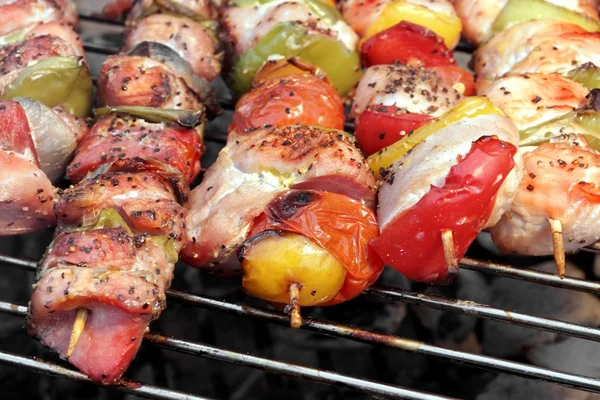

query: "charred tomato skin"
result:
(372, 136), (517, 283)
(230, 74), (345, 132)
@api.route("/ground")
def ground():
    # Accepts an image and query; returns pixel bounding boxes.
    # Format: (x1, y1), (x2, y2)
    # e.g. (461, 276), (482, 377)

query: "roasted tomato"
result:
(431, 65), (475, 96)
(371, 136), (517, 283)
(240, 190), (384, 307)
(360, 21), (455, 68)
(355, 104), (433, 156)
(230, 74), (345, 132)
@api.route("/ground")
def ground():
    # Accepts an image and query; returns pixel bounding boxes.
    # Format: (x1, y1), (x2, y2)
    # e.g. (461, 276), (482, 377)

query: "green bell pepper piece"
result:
(231, 22), (361, 97)
(492, 0), (600, 34)
(520, 109), (600, 150)
(564, 63), (600, 90)
(0, 56), (93, 118)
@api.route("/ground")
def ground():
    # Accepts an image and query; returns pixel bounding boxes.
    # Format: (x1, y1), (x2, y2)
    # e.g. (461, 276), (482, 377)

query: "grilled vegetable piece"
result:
(360, 21), (455, 68)
(123, 13), (221, 82)
(473, 20), (600, 93)
(230, 22), (361, 97)
(231, 73), (345, 132)
(98, 55), (205, 111)
(370, 97), (522, 282)
(354, 105), (433, 156)
(490, 134), (600, 257)
(482, 73), (589, 145)
(182, 124), (376, 273)
(0, 35), (92, 117)
(67, 113), (203, 185)
(15, 97), (89, 183)
(492, 0), (600, 34)
(242, 190), (384, 306)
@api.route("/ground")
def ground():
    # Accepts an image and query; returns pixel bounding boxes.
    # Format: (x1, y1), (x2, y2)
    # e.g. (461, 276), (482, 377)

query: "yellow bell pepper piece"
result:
(367, 97), (505, 178)
(361, 0), (462, 49)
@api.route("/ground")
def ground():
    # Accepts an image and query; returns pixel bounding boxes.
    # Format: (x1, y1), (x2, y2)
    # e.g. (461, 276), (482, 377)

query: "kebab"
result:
(26, 0), (219, 383)
(181, 0), (384, 326)
(338, 0), (474, 155)
(457, 0), (600, 276)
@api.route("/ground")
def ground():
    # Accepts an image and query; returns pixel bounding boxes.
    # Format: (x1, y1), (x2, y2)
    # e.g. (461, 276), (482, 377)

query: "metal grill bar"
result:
(0, 300), (454, 400)
(461, 257), (600, 294)
(4, 254), (600, 394)
(369, 284), (600, 342)
(0, 351), (213, 400)
(7, 254), (600, 343)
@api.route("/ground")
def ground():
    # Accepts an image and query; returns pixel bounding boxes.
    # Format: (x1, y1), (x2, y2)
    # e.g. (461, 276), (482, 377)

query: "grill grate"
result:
(2, 9), (600, 400)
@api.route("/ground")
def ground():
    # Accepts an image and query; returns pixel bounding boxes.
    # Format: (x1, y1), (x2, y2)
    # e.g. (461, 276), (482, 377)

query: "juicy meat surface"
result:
(56, 170), (187, 246)
(482, 73), (589, 133)
(67, 114), (203, 185)
(474, 20), (600, 93)
(351, 64), (462, 119)
(0, 0), (78, 38)
(98, 55), (204, 111)
(123, 13), (221, 82)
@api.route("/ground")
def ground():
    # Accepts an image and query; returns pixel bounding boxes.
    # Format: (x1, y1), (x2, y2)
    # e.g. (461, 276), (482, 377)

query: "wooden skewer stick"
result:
(549, 218), (566, 278)
(288, 283), (302, 328)
(441, 229), (458, 273)
(67, 308), (88, 358)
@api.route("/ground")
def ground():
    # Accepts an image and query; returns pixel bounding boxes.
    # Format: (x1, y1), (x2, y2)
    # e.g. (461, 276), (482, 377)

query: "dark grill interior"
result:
(1, 3), (600, 399)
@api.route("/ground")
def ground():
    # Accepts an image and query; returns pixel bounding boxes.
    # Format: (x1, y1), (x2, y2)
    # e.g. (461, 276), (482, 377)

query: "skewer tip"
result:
(441, 229), (458, 274)
(288, 283), (302, 328)
(548, 218), (566, 279)
(67, 308), (88, 358)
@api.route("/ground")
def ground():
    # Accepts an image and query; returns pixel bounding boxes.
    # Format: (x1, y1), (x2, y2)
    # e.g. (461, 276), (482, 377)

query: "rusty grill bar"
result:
(1, 10), (600, 400)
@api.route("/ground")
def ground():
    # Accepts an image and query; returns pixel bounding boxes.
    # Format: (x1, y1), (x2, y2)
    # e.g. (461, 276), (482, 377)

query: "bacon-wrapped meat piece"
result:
(98, 55), (205, 111)
(27, 0), (217, 383)
(123, 13), (221, 83)
(0, 0), (78, 39)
